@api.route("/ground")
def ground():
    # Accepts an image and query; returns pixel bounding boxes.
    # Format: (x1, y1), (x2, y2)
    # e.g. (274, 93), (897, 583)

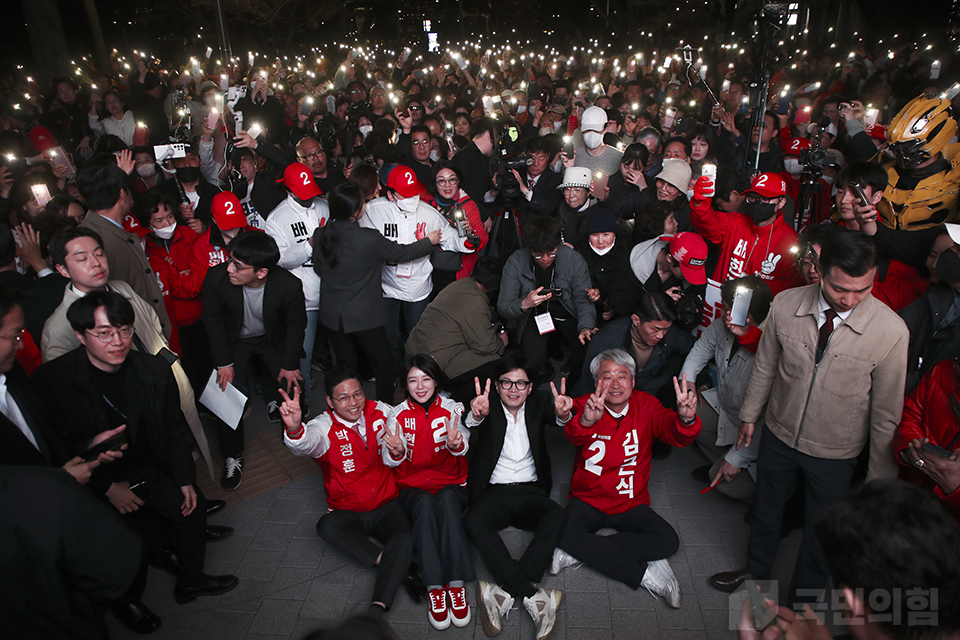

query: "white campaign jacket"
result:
(265, 195), (329, 311)
(359, 197), (473, 302)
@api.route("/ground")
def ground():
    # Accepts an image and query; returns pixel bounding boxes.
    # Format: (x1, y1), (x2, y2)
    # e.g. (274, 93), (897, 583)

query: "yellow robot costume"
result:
(877, 95), (960, 230)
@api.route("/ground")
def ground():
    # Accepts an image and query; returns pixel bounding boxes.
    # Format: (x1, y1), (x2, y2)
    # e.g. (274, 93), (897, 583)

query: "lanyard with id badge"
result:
(396, 213), (420, 278)
(534, 288), (563, 335)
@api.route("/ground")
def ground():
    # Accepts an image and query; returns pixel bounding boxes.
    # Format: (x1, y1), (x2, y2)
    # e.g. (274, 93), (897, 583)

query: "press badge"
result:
(534, 311), (556, 335)
(396, 262), (413, 278)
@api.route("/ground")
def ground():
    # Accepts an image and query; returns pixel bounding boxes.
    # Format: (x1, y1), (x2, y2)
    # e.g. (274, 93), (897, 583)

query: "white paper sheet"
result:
(199, 370), (247, 430)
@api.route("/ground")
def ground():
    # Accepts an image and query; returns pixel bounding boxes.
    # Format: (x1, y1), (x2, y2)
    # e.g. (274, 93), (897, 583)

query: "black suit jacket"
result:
(312, 220), (433, 334)
(202, 263), (307, 371)
(452, 142), (493, 220)
(0, 270), (68, 345)
(32, 349), (197, 495)
(0, 363), (69, 468)
(521, 168), (562, 217)
(467, 390), (557, 501)
(156, 178), (220, 227)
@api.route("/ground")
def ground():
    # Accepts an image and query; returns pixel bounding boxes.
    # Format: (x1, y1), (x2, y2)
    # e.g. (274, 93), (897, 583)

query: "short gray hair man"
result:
(589, 348), (637, 383)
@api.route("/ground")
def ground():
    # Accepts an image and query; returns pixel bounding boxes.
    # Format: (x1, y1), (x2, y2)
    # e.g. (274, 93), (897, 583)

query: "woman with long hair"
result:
(313, 182), (440, 401)
(382, 354), (474, 630)
(88, 90), (137, 147)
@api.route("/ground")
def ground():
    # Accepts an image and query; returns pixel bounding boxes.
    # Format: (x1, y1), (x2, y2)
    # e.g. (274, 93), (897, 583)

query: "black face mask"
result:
(176, 166), (202, 183)
(554, 96), (569, 107)
(937, 249), (960, 285)
(293, 195), (314, 208)
(231, 177), (249, 199)
(743, 200), (778, 225)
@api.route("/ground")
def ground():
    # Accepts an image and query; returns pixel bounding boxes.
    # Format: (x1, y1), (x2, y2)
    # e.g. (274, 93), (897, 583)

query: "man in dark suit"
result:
(32, 291), (239, 633)
(463, 353), (569, 640)
(202, 231), (307, 489)
(517, 136), (563, 218)
(452, 116), (499, 222)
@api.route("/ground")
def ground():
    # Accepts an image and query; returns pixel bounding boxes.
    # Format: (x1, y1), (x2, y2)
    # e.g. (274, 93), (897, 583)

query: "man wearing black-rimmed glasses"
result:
(462, 353), (571, 640)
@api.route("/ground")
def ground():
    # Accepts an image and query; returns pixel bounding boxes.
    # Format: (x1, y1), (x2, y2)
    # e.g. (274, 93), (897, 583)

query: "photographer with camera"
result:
(233, 68), (286, 146)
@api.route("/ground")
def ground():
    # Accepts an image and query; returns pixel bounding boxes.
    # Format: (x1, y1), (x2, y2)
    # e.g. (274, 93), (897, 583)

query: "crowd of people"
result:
(2, 29), (960, 640)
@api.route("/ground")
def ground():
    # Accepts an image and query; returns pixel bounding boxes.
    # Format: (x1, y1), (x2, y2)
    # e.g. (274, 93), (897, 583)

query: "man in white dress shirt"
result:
(462, 353), (571, 640)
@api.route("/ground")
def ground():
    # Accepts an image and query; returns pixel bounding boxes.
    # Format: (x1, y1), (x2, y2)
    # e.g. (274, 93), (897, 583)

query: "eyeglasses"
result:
(532, 251), (558, 260)
(436, 177), (459, 186)
(0, 328), (24, 343)
(409, 105), (423, 111)
(228, 259), (254, 271)
(86, 326), (134, 343)
(498, 379), (531, 391)
(744, 195), (780, 204)
(412, 139), (430, 146)
(333, 390), (365, 403)
(299, 150), (324, 161)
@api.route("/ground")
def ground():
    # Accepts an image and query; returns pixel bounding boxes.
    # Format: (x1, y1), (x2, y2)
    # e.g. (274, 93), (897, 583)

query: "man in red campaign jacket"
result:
(549, 348), (699, 609)
(690, 172), (804, 297)
(184, 192), (259, 299)
(282, 367), (414, 616)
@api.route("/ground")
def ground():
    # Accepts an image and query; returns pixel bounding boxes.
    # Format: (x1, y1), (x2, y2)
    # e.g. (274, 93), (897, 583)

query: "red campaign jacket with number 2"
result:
(284, 399), (398, 512)
(690, 193), (803, 297)
(567, 390), (700, 515)
(385, 395), (470, 494)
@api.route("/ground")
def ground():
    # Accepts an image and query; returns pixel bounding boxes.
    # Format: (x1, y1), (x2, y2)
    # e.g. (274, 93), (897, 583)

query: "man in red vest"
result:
(281, 367), (415, 616)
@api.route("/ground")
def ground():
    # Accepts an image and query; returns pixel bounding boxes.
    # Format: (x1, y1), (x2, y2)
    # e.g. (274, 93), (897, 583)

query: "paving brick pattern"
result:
(106, 392), (803, 640)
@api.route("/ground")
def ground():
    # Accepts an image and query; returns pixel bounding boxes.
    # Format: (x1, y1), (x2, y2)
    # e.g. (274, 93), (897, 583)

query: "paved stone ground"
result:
(105, 384), (804, 640)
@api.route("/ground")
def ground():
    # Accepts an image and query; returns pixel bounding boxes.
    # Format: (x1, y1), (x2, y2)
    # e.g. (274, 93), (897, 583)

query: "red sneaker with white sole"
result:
(428, 587), (451, 630)
(447, 584), (472, 627)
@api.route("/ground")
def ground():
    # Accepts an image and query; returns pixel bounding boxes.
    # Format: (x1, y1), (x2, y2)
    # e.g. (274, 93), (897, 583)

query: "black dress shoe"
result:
(690, 464), (711, 484)
(111, 600), (162, 634)
(709, 568), (762, 593)
(206, 499), (227, 516)
(174, 573), (239, 604)
(206, 524), (234, 542)
(151, 549), (184, 576)
(402, 563), (426, 604)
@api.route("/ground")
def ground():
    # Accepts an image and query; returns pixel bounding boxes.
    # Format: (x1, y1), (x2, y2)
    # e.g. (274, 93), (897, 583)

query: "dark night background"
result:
(2, 0), (957, 69)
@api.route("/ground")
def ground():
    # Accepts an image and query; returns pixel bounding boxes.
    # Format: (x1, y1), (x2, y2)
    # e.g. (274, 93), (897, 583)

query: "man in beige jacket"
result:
(709, 229), (908, 606)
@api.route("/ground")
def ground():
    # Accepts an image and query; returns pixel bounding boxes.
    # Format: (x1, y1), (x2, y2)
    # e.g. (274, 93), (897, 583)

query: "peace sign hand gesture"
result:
(383, 423), (405, 459)
(446, 413), (465, 451)
(673, 373), (698, 423)
(471, 377), (492, 420)
(550, 378), (573, 422)
(278, 386), (302, 431)
(581, 380), (609, 427)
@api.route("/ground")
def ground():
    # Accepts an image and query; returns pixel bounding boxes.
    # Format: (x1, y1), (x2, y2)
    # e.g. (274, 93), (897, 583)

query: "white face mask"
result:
(396, 195), (420, 213)
(553, 159), (563, 173)
(686, 189), (695, 201)
(137, 164), (156, 178)
(591, 240), (615, 256)
(822, 175), (836, 187)
(552, 121), (563, 132)
(359, 124), (372, 138)
(429, 150), (440, 162)
(784, 157), (803, 176)
(151, 222), (176, 239)
(517, 105), (528, 114)
(583, 131), (604, 149)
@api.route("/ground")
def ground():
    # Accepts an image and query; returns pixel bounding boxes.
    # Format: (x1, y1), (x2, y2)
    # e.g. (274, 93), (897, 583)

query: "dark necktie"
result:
(816, 308), (838, 363)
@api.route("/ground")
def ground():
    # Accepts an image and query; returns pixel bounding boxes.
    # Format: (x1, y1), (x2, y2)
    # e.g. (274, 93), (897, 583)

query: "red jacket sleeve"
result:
(565, 395), (596, 447)
(462, 197), (488, 247)
(892, 368), (935, 462)
(689, 196), (731, 245)
(644, 393), (701, 447)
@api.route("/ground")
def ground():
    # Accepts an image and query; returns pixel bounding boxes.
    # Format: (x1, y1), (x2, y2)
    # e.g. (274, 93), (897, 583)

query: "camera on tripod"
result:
(797, 147), (828, 169)
(492, 125), (532, 201)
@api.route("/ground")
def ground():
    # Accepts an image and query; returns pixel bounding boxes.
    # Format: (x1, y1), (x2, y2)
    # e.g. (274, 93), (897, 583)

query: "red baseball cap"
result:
(280, 163), (322, 200)
(123, 213), (151, 238)
(744, 172), (787, 199)
(783, 137), (811, 157)
(668, 232), (708, 286)
(866, 124), (887, 141)
(386, 165), (427, 198)
(211, 191), (247, 230)
(30, 126), (56, 153)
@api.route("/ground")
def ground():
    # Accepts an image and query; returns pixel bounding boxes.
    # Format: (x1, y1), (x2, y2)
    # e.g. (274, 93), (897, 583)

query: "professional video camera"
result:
(492, 124), (532, 202)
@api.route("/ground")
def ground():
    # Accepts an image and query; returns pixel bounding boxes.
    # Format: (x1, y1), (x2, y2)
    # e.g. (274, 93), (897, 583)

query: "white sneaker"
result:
(641, 559), (681, 608)
(549, 548), (582, 575)
(476, 580), (514, 637)
(522, 588), (563, 640)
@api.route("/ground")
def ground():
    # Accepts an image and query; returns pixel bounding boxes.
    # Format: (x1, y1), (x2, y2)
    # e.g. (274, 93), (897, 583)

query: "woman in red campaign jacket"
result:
(892, 359), (960, 527)
(136, 190), (208, 388)
(282, 369), (414, 614)
(183, 191), (259, 299)
(424, 162), (488, 292)
(382, 354), (474, 630)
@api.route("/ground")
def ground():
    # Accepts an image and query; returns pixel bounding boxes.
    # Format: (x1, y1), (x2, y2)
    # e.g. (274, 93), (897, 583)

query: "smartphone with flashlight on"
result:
(662, 106), (678, 129)
(729, 286), (753, 326)
(44, 146), (76, 180)
(302, 97), (314, 117)
(563, 135), (575, 158)
(31, 183), (51, 208)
